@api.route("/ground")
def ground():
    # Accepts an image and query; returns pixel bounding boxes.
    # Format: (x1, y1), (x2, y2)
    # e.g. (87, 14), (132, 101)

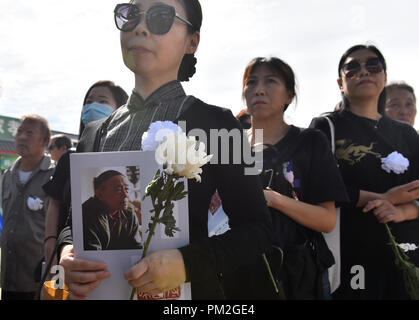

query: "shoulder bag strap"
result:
(322, 116), (341, 293)
(324, 116), (336, 154)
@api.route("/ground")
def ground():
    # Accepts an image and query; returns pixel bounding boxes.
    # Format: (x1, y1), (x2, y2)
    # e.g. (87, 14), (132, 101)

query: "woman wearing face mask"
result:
(221, 57), (348, 300)
(79, 80), (129, 138)
(310, 44), (419, 299)
(41, 80), (128, 282)
(56, 0), (272, 300)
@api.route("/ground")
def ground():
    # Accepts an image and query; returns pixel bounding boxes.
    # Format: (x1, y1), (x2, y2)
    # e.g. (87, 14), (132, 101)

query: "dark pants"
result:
(1, 291), (36, 300)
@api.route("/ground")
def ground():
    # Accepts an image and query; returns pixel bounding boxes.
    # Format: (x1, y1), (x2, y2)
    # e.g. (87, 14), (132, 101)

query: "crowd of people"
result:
(1, 0), (419, 301)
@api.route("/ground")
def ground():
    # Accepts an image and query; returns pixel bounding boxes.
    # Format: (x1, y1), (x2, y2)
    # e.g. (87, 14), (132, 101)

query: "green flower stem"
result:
(384, 223), (419, 300)
(384, 223), (409, 263)
(129, 173), (175, 300)
(262, 253), (279, 294)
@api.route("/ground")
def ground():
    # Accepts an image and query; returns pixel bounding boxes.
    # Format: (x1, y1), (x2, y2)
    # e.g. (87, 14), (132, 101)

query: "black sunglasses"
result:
(341, 57), (384, 79)
(114, 3), (193, 35)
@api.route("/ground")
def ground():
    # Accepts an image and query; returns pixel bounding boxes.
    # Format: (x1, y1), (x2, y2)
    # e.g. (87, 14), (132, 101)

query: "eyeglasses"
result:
(341, 57), (384, 79)
(114, 3), (193, 34)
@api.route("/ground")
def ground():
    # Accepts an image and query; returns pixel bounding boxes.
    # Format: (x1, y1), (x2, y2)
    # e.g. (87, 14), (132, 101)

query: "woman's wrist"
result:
(44, 235), (58, 244)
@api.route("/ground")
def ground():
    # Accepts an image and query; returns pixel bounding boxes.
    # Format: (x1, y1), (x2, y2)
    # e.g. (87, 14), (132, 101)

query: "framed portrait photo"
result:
(70, 151), (191, 300)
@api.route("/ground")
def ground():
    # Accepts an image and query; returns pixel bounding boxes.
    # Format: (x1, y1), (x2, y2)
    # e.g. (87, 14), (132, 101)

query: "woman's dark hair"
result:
(386, 82), (416, 102)
(242, 57), (297, 112)
(177, 0), (202, 82)
(338, 44), (387, 114)
(79, 80), (129, 138)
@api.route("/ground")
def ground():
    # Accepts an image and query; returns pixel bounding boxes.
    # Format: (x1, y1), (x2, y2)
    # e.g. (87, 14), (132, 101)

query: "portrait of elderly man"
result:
(82, 170), (142, 251)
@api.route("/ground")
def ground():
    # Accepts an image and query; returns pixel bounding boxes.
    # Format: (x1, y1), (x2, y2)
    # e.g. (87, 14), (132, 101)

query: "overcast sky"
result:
(0, 0), (418, 135)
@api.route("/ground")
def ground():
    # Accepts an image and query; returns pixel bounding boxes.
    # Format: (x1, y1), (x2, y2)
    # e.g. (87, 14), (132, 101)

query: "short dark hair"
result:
(338, 44), (387, 114)
(386, 82), (416, 102)
(242, 57), (297, 112)
(51, 134), (73, 150)
(20, 114), (51, 142)
(93, 170), (124, 191)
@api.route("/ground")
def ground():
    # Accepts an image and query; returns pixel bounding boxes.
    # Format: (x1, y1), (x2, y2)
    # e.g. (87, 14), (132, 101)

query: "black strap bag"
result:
(260, 128), (334, 300)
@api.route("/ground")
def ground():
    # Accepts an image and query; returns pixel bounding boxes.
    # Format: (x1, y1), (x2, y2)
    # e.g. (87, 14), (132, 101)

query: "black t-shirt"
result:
(311, 111), (419, 269)
(259, 125), (348, 263)
(42, 149), (74, 233)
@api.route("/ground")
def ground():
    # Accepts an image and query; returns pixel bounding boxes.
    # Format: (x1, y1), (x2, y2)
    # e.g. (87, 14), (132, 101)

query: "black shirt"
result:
(42, 149), (74, 234)
(82, 197), (142, 251)
(311, 110), (419, 299)
(260, 126), (348, 259)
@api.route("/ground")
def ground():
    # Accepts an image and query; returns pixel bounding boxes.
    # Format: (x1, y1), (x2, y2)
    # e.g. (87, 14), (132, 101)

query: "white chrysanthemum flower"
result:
(381, 151), (409, 174)
(143, 121), (213, 182)
(141, 121), (183, 151)
(27, 197), (43, 211)
(398, 243), (419, 253)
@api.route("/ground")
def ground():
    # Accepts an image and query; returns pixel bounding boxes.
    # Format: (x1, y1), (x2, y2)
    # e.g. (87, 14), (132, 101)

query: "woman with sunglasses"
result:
(221, 57), (348, 300)
(310, 44), (419, 299)
(56, 0), (272, 300)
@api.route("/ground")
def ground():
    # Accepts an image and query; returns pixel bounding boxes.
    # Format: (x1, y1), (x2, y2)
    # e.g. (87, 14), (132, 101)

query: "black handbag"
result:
(260, 128), (334, 300)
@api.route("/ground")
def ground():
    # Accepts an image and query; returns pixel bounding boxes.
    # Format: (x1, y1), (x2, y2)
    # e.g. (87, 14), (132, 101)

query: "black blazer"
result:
(60, 98), (273, 299)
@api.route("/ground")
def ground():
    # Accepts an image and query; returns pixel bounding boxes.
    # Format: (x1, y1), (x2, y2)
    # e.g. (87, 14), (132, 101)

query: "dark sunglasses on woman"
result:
(341, 57), (384, 79)
(114, 3), (194, 34)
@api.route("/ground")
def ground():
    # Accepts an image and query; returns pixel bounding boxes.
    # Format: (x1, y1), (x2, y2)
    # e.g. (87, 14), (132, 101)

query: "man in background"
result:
(47, 134), (73, 162)
(82, 170), (142, 251)
(1, 115), (54, 300)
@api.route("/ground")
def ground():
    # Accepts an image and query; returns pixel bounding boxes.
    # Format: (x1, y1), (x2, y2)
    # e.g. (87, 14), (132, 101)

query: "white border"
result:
(70, 151), (190, 300)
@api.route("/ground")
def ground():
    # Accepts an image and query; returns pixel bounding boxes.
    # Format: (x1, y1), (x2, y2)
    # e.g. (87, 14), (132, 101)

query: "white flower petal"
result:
(27, 197), (43, 211)
(141, 121), (182, 151)
(381, 151), (409, 175)
(398, 243), (419, 252)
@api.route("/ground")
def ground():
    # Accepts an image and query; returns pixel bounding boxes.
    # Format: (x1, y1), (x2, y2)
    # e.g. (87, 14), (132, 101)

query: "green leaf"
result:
(173, 190), (188, 201)
(170, 181), (185, 200)
(384, 223), (419, 300)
